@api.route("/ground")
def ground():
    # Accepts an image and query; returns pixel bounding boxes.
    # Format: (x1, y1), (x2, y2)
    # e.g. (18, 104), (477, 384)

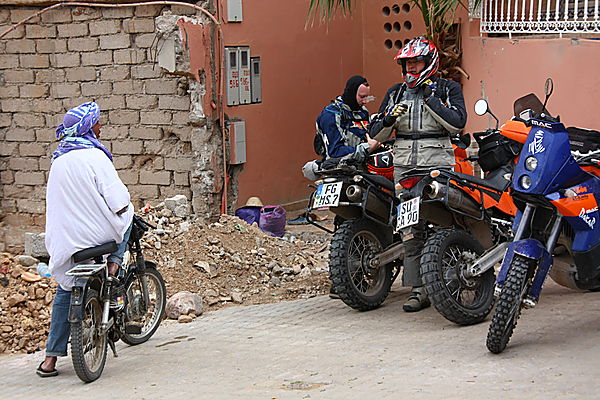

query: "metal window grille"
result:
(478, 0), (600, 36)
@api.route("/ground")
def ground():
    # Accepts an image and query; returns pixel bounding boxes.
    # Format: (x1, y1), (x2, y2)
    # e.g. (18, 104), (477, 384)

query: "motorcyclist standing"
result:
(370, 37), (467, 312)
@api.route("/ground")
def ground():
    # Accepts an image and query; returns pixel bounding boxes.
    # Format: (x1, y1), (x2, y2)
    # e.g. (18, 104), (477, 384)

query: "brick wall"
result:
(0, 4), (220, 252)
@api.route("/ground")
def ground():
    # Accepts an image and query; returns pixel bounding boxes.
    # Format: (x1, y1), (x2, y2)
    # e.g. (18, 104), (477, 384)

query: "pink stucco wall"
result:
(222, 1), (364, 209)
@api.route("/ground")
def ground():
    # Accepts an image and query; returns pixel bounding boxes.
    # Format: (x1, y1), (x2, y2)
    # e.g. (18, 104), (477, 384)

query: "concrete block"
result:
(174, 172), (190, 186)
(113, 155), (133, 169)
(67, 37), (99, 52)
(35, 69), (66, 83)
(17, 199), (45, 214)
(72, 6), (101, 21)
(89, 19), (121, 36)
(32, 98), (63, 113)
(1, 170), (15, 185)
(118, 168), (139, 185)
(35, 128), (56, 142)
(5, 128), (35, 142)
(99, 34), (131, 50)
(0, 54), (19, 69)
(6, 38), (35, 53)
(3, 70), (34, 83)
(124, 19), (155, 33)
(57, 23), (89, 37)
(140, 170), (171, 185)
(81, 81), (112, 96)
(97, 95), (126, 111)
(134, 5), (164, 17)
(0, 113), (11, 127)
(36, 38), (67, 53)
(24, 232), (49, 258)
(171, 111), (191, 125)
(81, 50), (113, 66)
(19, 54), (49, 69)
(113, 80), (144, 94)
(134, 33), (156, 48)
(0, 142), (18, 156)
(41, 8), (73, 23)
(50, 83), (81, 99)
(1, 98), (32, 112)
(66, 67), (97, 82)
(0, 24), (25, 39)
(129, 184), (159, 200)
(130, 126), (162, 140)
(20, 84), (49, 98)
(165, 157), (192, 172)
(140, 110), (172, 125)
(98, 125), (124, 140)
(144, 79), (177, 95)
(109, 110), (140, 125)
(113, 49), (146, 64)
(9, 157), (39, 171)
(19, 143), (47, 156)
(4, 184), (33, 198)
(14, 171), (45, 185)
(131, 64), (162, 79)
(49, 52), (80, 68)
(25, 25), (57, 39)
(101, 7), (134, 19)
(125, 95), (158, 109)
(10, 9), (40, 23)
(100, 65), (130, 81)
(159, 95), (190, 111)
(14, 113), (45, 128)
(111, 140), (143, 154)
(0, 85), (19, 98)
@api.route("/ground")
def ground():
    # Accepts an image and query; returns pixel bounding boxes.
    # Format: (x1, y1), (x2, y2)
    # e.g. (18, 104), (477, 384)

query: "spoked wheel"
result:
(121, 267), (166, 345)
(71, 289), (107, 383)
(421, 229), (495, 325)
(487, 255), (532, 353)
(329, 219), (394, 311)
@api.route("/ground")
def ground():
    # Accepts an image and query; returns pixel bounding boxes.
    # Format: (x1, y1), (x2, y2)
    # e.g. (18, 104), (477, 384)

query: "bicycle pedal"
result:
(125, 322), (143, 334)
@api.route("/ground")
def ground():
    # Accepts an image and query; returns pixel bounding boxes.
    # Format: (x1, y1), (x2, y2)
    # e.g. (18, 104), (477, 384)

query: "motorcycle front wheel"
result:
(486, 255), (532, 353)
(121, 266), (166, 346)
(329, 218), (393, 311)
(420, 229), (494, 325)
(71, 289), (107, 383)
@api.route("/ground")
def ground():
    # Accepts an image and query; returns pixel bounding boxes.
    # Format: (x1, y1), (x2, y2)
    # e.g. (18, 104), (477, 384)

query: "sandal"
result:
(36, 361), (58, 378)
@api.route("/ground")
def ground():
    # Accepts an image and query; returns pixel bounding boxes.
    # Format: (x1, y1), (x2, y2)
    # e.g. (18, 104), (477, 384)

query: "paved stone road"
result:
(2, 281), (599, 399)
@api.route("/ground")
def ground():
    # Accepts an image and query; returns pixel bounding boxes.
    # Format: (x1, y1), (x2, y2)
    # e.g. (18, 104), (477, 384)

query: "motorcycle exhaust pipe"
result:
(424, 181), (482, 218)
(345, 185), (390, 221)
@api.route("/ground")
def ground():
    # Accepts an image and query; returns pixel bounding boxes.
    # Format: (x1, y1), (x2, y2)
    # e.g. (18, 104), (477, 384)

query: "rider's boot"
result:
(402, 286), (431, 312)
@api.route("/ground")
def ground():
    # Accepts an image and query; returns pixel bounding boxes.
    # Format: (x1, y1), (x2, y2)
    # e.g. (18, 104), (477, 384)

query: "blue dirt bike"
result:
(475, 78), (600, 353)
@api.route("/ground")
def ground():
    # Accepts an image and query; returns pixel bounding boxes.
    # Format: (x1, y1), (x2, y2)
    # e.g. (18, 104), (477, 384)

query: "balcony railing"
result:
(478, 0), (600, 36)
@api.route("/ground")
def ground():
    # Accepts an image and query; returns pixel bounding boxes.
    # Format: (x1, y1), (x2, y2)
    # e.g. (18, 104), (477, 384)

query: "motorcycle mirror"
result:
(541, 77), (554, 117)
(474, 99), (489, 116)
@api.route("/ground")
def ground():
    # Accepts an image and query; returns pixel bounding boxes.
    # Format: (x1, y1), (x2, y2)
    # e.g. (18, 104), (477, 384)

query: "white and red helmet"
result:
(394, 37), (439, 88)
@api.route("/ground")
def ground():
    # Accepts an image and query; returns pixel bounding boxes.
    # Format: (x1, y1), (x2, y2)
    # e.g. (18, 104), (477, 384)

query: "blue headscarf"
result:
(51, 102), (113, 163)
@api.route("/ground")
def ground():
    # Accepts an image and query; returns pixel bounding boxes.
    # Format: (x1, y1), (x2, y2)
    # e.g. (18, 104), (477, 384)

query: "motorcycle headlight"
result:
(525, 156), (538, 171)
(520, 175), (532, 189)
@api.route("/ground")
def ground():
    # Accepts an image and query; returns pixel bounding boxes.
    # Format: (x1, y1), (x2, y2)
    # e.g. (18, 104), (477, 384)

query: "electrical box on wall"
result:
(228, 119), (246, 164)
(227, 0), (243, 22)
(225, 47), (239, 106)
(250, 57), (261, 103)
(238, 47), (251, 105)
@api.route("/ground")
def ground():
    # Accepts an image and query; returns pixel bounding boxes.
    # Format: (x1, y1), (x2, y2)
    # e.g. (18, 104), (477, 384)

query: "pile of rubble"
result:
(0, 195), (332, 353)
(0, 254), (56, 354)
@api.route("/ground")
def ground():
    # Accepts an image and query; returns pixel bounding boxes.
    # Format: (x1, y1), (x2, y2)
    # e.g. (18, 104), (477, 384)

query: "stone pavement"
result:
(2, 281), (599, 400)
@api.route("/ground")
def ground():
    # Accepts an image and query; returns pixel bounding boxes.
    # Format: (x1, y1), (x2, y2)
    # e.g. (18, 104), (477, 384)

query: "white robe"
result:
(45, 148), (133, 290)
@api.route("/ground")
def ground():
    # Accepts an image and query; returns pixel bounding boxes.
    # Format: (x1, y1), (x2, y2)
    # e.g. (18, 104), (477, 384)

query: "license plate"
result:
(396, 196), (420, 231)
(312, 182), (343, 208)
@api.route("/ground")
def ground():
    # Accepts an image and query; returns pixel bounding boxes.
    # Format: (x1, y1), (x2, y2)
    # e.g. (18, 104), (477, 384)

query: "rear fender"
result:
(68, 276), (102, 323)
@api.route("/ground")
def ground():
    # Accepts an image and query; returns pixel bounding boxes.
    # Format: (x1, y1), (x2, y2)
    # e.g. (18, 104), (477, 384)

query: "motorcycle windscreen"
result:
(513, 93), (551, 118)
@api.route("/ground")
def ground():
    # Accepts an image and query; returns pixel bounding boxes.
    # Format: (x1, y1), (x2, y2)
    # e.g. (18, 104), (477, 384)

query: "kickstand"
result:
(108, 339), (119, 358)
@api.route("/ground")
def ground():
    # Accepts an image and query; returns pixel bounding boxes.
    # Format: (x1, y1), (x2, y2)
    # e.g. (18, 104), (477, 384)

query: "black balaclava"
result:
(341, 75), (368, 111)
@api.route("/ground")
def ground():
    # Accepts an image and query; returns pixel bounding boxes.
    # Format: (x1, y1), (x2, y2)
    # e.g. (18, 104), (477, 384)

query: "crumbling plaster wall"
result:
(0, 2), (223, 252)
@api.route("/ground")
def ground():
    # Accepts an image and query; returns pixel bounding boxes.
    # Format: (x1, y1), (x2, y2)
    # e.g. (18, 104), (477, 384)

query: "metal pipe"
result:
(545, 214), (563, 252)
(465, 242), (508, 278)
(514, 203), (534, 241)
(424, 181), (482, 218)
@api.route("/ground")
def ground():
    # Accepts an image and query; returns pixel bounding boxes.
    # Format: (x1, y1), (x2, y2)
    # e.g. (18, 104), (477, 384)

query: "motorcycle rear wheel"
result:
(329, 218), (393, 311)
(421, 229), (494, 325)
(486, 255), (532, 353)
(121, 267), (167, 346)
(71, 289), (107, 383)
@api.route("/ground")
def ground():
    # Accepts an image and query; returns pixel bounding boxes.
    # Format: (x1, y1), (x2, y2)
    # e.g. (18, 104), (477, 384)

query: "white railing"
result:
(479, 0), (600, 35)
